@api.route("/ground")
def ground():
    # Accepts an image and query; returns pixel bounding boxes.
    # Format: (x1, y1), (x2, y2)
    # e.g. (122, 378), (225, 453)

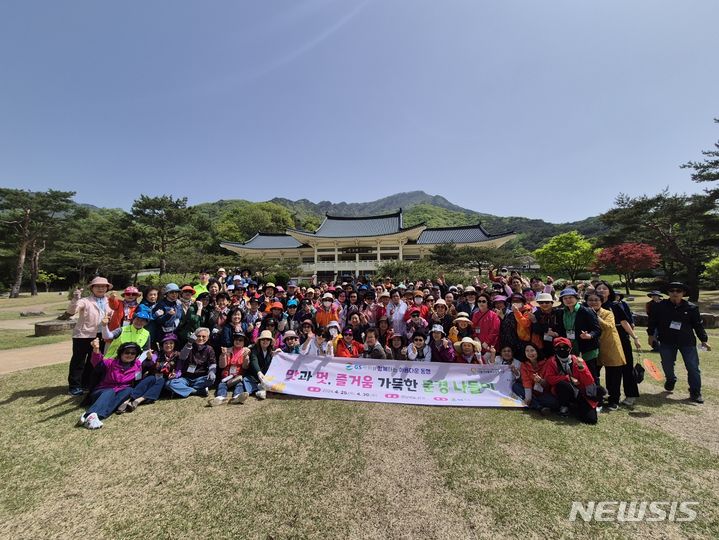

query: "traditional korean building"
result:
(220, 209), (515, 281)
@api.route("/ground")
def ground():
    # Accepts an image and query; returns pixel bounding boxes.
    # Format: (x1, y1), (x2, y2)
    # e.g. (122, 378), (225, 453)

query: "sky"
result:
(1, 0), (718, 223)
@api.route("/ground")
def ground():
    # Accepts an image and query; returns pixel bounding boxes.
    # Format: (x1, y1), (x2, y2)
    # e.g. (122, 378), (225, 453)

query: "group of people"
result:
(66, 267), (710, 429)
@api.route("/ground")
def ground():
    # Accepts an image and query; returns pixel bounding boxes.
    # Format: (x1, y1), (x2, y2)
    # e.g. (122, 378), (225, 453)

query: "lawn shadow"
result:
(0, 385), (70, 406)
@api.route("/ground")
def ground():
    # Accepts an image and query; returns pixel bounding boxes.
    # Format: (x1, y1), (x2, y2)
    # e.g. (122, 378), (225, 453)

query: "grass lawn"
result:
(0, 291), (69, 309)
(0, 333), (717, 538)
(0, 330), (71, 351)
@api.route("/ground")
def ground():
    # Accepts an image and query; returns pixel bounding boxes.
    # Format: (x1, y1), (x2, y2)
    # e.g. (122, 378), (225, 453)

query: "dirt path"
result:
(0, 340), (71, 375)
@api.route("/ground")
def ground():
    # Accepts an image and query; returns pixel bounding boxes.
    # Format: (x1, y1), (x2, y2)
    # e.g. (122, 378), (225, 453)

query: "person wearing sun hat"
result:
(428, 324), (455, 362)
(106, 286), (142, 332)
(246, 329), (275, 400)
(453, 337), (484, 364)
(648, 282), (709, 403)
(449, 312), (473, 343)
(65, 276), (115, 395)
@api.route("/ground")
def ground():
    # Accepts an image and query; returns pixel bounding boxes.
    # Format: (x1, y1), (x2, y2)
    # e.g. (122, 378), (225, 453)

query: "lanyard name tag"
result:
(543, 333), (554, 342)
(566, 330), (576, 340)
(122, 320), (130, 327)
(670, 321), (682, 331)
(186, 364), (196, 374)
(134, 371), (142, 381)
(229, 366), (237, 375)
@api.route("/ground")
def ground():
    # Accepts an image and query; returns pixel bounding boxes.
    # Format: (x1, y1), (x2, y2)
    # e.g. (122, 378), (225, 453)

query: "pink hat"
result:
(123, 286), (140, 296)
(88, 276), (112, 290)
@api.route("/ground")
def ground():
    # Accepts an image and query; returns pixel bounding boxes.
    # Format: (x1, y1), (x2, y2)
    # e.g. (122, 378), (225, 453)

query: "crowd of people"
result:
(65, 267), (710, 430)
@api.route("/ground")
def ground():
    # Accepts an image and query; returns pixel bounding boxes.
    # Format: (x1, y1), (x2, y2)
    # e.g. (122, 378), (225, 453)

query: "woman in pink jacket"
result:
(65, 276), (114, 396)
(471, 292), (500, 354)
(78, 339), (144, 430)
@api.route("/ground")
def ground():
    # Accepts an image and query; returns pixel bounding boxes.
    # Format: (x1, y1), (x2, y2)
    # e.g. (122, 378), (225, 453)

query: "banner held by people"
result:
(264, 352), (525, 407)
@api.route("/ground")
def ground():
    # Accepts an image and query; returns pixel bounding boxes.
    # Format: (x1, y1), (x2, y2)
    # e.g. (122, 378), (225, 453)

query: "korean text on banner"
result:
(263, 353), (524, 407)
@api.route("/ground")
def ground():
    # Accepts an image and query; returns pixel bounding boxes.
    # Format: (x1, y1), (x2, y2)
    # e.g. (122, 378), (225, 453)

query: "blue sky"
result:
(1, 0), (717, 222)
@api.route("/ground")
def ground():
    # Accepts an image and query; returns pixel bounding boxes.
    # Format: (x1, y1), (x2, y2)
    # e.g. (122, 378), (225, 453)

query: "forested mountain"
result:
(195, 190), (604, 250)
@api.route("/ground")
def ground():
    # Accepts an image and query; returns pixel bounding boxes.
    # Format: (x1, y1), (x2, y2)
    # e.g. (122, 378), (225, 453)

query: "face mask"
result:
(414, 298), (423, 305)
(323, 301), (332, 308)
(511, 303), (523, 310)
(555, 347), (570, 359)
(329, 328), (338, 337)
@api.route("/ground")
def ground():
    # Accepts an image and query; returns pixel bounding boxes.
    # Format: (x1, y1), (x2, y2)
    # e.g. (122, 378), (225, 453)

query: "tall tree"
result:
(131, 195), (199, 275)
(594, 242), (661, 294)
(533, 231), (596, 282)
(600, 190), (719, 300)
(682, 118), (719, 200)
(0, 189), (77, 297)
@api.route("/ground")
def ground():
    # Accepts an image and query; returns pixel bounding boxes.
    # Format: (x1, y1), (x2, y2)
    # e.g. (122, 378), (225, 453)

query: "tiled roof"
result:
(223, 233), (304, 250)
(417, 224), (512, 244)
(310, 210), (404, 237)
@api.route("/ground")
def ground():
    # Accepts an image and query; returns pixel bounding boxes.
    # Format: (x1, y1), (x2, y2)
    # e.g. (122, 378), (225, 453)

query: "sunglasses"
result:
(413, 338), (425, 342)
(538, 301), (553, 305)
(477, 300), (487, 304)
(286, 337), (298, 341)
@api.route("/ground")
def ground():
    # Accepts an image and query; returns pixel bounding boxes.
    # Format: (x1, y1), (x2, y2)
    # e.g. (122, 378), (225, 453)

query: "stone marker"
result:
(35, 320), (76, 337)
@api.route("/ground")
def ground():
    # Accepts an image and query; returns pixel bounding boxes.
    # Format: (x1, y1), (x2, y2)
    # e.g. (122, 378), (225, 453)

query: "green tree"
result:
(702, 255), (719, 288)
(216, 202), (294, 242)
(131, 195), (201, 275)
(0, 189), (79, 297)
(600, 191), (719, 300)
(533, 231), (596, 282)
(682, 118), (719, 200)
(36, 270), (58, 293)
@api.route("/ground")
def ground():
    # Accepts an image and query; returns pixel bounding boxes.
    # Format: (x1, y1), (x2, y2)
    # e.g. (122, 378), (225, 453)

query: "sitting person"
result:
(544, 337), (602, 424)
(361, 327), (387, 359)
(453, 337), (484, 364)
(335, 328), (364, 358)
(245, 329), (275, 400)
(407, 331), (432, 362)
(300, 326), (335, 357)
(495, 344), (521, 381)
(513, 342), (557, 414)
(405, 308), (429, 340)
(429, 324), (455, 362)
(277, 330), (301, 354)
(116, 333), (181, 413)
(77, 339), (144, 430)
(448, 312), (473, 343)
(165, 327), (217, 398)
(209, 332), (251, 406)
(385, 333), (408, 360)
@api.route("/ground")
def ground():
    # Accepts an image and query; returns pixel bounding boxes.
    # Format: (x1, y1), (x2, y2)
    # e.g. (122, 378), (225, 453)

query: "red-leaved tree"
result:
(595, 243), (661, 294)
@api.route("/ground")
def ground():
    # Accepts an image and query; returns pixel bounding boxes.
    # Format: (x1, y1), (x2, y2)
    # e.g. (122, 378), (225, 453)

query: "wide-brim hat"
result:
(463, 286), (477, 295)
(493, 295), (507, 303)
(258, 330), (274, 341)
(161, 333), (178, 343)
(536, 293), (556, 304)
(647, 290), (663, 298)
(434, 299), (447, 307)
(430, 324), (445, 335)
(181, 285), (196, 294)
(666, 282), (689, 294)
(454, 337), (480, 353)
(88, 276), (112, 290)
(453, 312), (472, 324)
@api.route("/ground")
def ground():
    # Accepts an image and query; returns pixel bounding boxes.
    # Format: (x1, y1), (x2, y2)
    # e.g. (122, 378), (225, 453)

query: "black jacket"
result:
(647, 299), (707, 346)
(556, 305), (601, 355)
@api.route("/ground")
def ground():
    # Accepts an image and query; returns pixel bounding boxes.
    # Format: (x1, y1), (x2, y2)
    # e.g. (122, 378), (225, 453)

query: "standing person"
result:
(645, 290), (663, 351)
(153, 283), (183, 341)
(585, 291), (626, 411)
(193, 270), (210, 299)
(386, 289), (408, 337)
(107, 286), (141, 332)
(471, 293), (501, 355)
(139, 286), (160, 347)
(556, 288), (600, 382)
(648, 282), (710, 403)
(65, 276), (114, 396)
(530, 293), (562, 359)
(594, 281), (641, 407)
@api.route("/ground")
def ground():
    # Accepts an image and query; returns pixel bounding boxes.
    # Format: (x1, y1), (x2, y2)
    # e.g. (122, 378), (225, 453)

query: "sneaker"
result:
(690, 394), (704, 404)
(115, 401), (130, 414)
(596, 406), (603, 414)
(208, 396), (227, 407)
(231, 392), (249, 404)
(69, 387), (84, 396)
(256, 390), (267, 400)
(559, 406), (569, 417)
(77, 413), (87, 426)
(605, 403), (619, 412)
(84, 412), (103, 430)
(126, 399), (140, 412)
(620, 397), (636, 407)
(197, 388), (209, 398)
(664, 379), (676, 392)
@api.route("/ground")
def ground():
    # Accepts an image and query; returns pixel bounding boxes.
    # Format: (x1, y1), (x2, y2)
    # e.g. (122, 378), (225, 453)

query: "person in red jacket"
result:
(335, 328), (364, 358)
(544, 337), (602, 424)
(471, 293), (500, 354)
(512, 343), (558, 414)
(107, 286), (141, 332)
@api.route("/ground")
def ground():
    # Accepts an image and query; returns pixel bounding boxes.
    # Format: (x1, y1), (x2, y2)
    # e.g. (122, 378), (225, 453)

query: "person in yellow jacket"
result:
(585, 291), (625, 411)
(104, 310), (152, 358)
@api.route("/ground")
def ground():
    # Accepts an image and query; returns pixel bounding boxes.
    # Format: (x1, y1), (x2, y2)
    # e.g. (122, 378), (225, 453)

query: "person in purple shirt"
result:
(78, 339), (144, 430)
